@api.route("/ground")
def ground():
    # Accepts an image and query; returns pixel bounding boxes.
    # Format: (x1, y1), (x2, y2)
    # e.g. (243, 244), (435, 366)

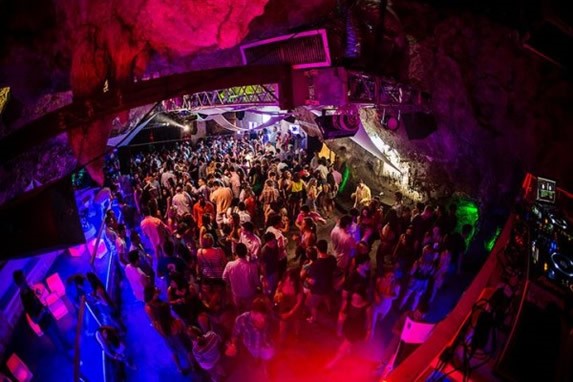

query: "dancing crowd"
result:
(72, 128), (471, 380)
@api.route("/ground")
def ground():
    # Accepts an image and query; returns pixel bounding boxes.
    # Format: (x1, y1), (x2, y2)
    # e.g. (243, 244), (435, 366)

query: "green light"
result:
(339, 165), (351, 193)
(485, 227), (501, 252)
(454, 197), (480, 245)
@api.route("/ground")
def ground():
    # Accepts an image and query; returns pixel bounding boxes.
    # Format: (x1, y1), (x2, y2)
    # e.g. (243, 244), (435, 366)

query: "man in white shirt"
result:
(316, 158), (329, 182)
(125, 251), (150, 302)
(160, 168), (177, 189)
(228, 169), (242, 198)
(171, 186), (192, 217)
(239, 222), (262, 262)
(222, 243), (260, 312)
(330, 215), (358, 272)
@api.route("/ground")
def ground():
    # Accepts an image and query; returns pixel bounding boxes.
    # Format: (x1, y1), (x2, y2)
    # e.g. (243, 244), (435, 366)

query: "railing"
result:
(77, 199), (125, 382)
(74, 296), (86, 382)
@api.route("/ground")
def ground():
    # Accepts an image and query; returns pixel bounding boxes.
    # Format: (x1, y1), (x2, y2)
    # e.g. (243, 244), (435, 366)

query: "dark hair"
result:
(300, 205), (310, 213)
(170, 272), (186, 289)
(316, 239), (328, 253)
(141, 207), (151, 216)
(268, 214), (282, 227)
(251, 296), (271, 315)
(86, 272), (103, 290)
(339, 215), (353, 229)
(128, 250), (139, 264)
(235, 243), (248, 259)
(263, 232), (276, 243)
(242, 221), (254, 232)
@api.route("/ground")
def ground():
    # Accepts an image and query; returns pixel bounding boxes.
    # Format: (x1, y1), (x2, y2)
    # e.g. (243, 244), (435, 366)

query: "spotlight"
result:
(182, 124), (190, 132)
(380, 109), (401, 132)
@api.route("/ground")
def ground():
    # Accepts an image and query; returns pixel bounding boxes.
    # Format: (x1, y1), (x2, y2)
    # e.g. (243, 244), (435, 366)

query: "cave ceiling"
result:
(0, 0), (572, 207)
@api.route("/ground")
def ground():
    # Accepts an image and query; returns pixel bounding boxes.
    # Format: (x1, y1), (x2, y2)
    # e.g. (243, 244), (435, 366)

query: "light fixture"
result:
(380, 108), (401, 131)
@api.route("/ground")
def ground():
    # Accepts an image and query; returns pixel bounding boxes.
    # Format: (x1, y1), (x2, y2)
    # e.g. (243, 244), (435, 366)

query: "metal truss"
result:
(347, 71), (425, 110)
(163, 84), (280, 111)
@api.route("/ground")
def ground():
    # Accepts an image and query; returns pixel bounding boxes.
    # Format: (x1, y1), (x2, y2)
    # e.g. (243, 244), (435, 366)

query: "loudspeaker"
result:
(0, 176), (85, 259)
(315, 113), (359, 139)
(402, 112), (437, 140)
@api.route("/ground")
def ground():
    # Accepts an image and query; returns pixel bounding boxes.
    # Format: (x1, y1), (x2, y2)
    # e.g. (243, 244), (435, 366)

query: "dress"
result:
(342, 303), (370, 343)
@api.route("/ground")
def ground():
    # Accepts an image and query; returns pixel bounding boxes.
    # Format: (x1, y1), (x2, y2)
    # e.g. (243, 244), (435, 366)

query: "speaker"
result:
(402, 112), (437, 140)
(315, 113), (359, 139)
(0, 176), (85, 259)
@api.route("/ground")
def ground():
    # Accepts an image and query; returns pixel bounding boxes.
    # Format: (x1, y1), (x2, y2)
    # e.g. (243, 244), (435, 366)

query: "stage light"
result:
(182, 124), (190, 132)
(380, 108), (401, 131)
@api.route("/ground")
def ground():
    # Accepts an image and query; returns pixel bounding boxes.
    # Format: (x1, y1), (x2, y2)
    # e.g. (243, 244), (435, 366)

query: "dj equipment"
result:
(529, 202), (573, 295)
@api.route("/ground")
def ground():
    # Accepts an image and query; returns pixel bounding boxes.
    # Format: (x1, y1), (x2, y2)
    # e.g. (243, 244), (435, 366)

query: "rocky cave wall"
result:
(1, 0), (572, 207)
(327, 2), (573, 207)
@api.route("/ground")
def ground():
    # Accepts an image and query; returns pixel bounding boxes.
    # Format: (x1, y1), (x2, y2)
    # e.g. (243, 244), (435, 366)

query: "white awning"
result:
(351, 123), (402, 174)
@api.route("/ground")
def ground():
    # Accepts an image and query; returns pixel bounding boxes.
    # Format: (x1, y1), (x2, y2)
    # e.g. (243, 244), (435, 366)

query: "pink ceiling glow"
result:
(61, 0), (270, 183)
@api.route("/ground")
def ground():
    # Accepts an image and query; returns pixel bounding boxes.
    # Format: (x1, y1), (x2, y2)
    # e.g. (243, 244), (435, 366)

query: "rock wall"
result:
(327, 2), (573, 205)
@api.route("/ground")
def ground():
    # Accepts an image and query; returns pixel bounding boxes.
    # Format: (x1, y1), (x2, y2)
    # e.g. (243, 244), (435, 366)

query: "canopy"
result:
(350, 123), (402, 174)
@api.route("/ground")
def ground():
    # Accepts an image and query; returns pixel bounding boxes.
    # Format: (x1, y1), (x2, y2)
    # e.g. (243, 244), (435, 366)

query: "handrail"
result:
(74, 296), (86, 382)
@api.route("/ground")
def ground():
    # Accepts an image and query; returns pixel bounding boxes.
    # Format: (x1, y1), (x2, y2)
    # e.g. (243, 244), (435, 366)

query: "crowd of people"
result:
(15, 127), (473, 381)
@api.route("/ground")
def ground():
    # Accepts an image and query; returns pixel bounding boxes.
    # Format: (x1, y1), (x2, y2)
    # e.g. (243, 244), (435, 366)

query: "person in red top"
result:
(193, 196), (215, 230)
(140, 207), (171, 262)
(242, 187), (257, 219)
(295, 205), (326, 231)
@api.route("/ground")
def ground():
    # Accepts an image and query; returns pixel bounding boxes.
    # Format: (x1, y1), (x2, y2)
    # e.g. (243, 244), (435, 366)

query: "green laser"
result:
(485, 227), (502, 252)
(339, 165), (351, 193)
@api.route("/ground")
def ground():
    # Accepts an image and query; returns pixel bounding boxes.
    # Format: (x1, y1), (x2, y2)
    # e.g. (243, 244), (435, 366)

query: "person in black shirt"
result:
(306, 240), (337, 324)
(260, 232), (280, 297)
(337, 253), (371, 336)
(13, 270), (72, 355)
